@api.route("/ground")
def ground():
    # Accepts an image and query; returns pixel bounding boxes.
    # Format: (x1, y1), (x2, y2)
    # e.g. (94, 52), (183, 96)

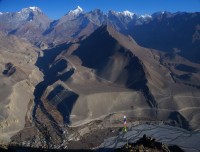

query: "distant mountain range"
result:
(0, 6), (199, 63)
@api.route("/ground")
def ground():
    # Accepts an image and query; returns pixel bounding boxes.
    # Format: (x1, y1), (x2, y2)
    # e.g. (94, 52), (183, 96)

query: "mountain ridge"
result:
(1, 6), (199, 63)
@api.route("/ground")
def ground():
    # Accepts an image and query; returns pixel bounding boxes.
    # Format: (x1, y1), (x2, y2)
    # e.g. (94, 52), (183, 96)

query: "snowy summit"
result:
(68, 6), (84, 16)
(29, 6), (42, 12)
(109, 10), (135, 19)
(121, 10), (135, 18)
(18, 6), (42, 14)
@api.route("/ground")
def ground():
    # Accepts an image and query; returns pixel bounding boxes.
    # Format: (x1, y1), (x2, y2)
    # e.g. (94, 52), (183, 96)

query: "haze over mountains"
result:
(0, 6), (200, 150)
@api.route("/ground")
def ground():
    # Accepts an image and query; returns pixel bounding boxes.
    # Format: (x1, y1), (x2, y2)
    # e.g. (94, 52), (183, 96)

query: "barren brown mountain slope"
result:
(31, 25), (200, 134)
(0, 32), (42, 143)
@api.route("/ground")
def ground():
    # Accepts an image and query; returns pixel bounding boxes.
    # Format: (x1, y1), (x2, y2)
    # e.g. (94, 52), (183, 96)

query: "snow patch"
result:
(109, 10), (135, 19)
(122, 10), (134, 18)
(29, 6), (41, 12)
(18, 6), (42, 14)
(69, 6), (84, 16)
(139, 14), (152, 19)
(0, 12), (3, 15)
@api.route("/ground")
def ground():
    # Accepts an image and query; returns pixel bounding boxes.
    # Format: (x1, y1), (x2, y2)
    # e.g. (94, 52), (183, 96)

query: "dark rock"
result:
(3, 62), (16, 76)
(114, 134), (184, 152)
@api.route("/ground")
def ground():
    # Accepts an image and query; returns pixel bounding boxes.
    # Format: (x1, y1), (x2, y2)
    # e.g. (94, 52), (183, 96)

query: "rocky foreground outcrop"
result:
(115, 134), (184, 152)
(0, 134), (184, 152)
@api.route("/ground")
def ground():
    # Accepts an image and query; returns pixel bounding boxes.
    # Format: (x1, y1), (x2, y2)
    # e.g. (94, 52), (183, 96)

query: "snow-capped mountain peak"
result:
(0, 12), (3, 15)
(29, 6), (42, 12)
(108, 10), (135, 19)
(15, 7), (43, 21)
(18, 6), (42, 14)
(122, 10), (134, 18)
(69, 6), (84, 15)
(77, 6), (83, 11)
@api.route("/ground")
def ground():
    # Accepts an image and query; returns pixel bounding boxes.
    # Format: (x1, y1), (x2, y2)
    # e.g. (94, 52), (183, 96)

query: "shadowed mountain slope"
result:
(73, 25), (147, 90)
(131, 12), (200, 63)
(53, 25), (199, 130)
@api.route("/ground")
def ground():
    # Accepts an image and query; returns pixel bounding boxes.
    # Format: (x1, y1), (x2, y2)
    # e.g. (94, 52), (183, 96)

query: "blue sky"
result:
(0, 0), (199, 19)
